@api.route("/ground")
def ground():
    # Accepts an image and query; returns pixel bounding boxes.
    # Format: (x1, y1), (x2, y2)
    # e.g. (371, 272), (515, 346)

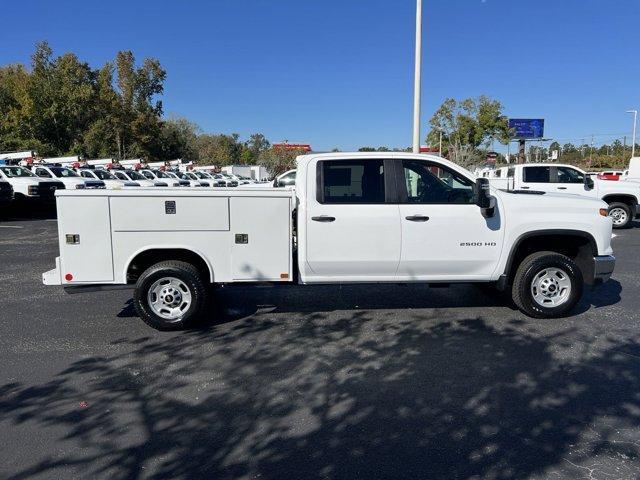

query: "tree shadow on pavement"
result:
(1, 311), (639, 479)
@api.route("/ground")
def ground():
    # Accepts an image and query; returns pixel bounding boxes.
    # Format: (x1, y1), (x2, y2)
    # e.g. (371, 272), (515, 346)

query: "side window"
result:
(522, 166), (550, 183)
(401, 160), (474, 205)
(557, 167), (584, 184)
(115, 172), (126, 180)
(81, 171), (92, 178)
(36, 168), (51, 178)
(318, 160), (385, 204)
(143, 171), (154, 180)
(507, 168), (515, 178)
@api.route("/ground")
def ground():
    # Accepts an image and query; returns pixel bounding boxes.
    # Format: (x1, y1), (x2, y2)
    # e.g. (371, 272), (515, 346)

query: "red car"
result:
(597, 171), (623, 181)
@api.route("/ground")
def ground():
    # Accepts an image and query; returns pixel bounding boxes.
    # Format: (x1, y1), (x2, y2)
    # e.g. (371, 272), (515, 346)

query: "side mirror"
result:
(475, 177), (495, 218)
(475, 178), (491, 208)
(584, 175), (594, 190)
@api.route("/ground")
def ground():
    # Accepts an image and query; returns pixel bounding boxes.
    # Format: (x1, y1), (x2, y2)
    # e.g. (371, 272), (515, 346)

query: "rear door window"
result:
(318, 160), (385, 204)
(522, 166), (550, 183)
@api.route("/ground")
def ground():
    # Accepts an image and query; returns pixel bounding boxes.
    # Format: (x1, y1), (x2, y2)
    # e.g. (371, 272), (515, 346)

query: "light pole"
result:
(412, 0), (423, 153)
(627, 110), (637, 158)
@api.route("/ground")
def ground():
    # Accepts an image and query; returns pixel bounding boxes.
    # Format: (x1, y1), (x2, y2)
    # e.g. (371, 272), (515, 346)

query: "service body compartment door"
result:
(57, 196), (114, 283)
(230, 196), (291, 281)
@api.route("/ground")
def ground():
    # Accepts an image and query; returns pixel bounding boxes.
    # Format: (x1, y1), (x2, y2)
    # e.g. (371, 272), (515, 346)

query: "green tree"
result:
(425, 96), (509, 167)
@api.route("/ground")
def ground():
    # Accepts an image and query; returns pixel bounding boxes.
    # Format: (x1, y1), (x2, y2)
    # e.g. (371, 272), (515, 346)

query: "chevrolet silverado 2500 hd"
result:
(43, 153), (615, 330)
(489, 163), (640, 228)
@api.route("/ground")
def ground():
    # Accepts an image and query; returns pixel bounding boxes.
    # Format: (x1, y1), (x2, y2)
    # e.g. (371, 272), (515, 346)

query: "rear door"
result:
(304, 159), (401, 280)
(396, 159), (504, 279)
(520, 165), (552, 191)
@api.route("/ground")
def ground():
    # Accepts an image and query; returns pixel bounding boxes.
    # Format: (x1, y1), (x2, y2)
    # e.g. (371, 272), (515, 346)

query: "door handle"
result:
(557, 187), (567, 190)
(311, 215), (336, 222)
(405, 215), (430, 222)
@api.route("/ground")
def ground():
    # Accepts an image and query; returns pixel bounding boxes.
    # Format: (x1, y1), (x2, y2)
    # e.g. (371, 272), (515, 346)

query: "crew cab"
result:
(31, 165), (105, 190)
(77, 168), (140, 189)
(43, 153), (615, 330)
(0, 165), (65, 202)
(109, 168), (164, 187)
(490, 163), (640, 228)
(139, 169), (186, 187)
(162, 171), (192, 187)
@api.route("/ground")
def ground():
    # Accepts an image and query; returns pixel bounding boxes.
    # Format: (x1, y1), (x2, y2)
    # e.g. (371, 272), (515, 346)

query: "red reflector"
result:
(65, 273), (73, 281)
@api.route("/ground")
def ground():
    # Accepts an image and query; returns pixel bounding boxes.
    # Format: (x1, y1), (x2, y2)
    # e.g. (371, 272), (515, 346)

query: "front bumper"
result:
(593, 255), (615, 283)
(635, 204), (640, 219)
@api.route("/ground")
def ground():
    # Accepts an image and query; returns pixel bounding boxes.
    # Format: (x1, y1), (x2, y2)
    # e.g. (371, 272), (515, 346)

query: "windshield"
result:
(153, 170), (170, 178)
(164, 172), (178, 178)
(92, 169), (116, 180)
(0, 166), (36, 178)
(193, 171), (209, 179)
(51, 167), (79, 178)
(127, 170), (145, 181)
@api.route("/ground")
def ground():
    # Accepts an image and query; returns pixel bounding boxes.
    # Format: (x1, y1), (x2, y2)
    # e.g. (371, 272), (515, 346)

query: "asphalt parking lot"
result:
(1, 210), (639, 480)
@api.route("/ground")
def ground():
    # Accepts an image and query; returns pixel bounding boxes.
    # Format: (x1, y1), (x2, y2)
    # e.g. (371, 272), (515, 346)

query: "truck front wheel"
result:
(607, 202), (632, 229)
(133, 260), (208, 330)
(511, 251), (583, 318)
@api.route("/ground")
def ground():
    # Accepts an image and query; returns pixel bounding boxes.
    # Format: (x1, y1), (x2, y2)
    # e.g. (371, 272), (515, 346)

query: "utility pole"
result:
(627, 110), (637, 158)
(623, 136), (627, 161)
(438, 129), (442, 157)
(412, 0), (423, 154)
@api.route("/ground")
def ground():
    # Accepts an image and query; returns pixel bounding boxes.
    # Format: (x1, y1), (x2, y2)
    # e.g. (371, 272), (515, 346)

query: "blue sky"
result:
(1, 0), (638, 151)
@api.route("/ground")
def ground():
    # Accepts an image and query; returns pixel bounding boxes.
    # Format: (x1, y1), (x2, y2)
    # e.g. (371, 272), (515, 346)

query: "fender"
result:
(499, 229), (598, 288)
(122, 245), (215, 283)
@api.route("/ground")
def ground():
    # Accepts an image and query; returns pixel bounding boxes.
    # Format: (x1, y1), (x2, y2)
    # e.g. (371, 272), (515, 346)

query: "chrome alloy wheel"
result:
(530, 267), (572, 307)
(147, 277), (192, 320)
(609, 207), (628, 226)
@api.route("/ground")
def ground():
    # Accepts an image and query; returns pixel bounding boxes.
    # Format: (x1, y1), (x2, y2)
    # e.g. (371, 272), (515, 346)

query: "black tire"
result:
(607, 202), (632, 229)
(511, 251), (583, 318)
(133, 260), (208, 330)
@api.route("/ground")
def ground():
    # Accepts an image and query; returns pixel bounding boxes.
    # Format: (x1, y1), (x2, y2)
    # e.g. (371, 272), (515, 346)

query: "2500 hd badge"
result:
(460, 242), (497, 247)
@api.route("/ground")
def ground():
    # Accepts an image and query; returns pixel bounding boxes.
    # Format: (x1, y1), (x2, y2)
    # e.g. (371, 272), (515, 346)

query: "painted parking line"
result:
(0, 225), (24, 229)
(612, 234), (618, 238)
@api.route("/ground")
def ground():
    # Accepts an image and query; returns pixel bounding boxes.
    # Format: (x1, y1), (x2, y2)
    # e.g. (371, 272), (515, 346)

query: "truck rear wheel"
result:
(607, 202), (632, 229)
(511, 251), (583, 318)
(133, 260), (208, 330)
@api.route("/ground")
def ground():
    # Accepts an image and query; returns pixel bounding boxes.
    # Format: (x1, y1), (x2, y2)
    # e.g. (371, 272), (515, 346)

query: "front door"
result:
(396, 159), (504, 280)
(304, 159), (401, 281)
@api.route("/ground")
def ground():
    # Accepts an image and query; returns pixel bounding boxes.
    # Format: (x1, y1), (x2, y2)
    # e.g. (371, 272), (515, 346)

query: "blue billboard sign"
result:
(508, 119), (544, 139)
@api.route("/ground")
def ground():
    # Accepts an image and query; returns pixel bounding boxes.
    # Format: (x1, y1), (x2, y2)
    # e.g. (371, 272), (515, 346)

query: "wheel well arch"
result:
(602, 194), (637, 207)
(503, 230), (597, 285)
(125, 247), (213, 284)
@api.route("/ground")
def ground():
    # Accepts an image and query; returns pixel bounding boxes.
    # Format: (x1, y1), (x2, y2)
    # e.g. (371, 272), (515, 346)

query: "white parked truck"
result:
(31, 165), (105, 190)
(43, 153), (615, 330)
(489, 163), (640, 228)
(0, 165), (65, 202)
(76, 168), (141, 189)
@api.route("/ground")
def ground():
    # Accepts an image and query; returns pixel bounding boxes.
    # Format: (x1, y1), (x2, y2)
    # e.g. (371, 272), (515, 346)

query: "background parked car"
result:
(177, 171), (210, 187)
(0, 165), (64, 203)
(597, 171), (623, 181)
(191, 170), (225, 187)
(32, 165), (104, 190)
(77, 168), (140, 188)
(109, 168), (163, 187)
(139, 169), (185, 187)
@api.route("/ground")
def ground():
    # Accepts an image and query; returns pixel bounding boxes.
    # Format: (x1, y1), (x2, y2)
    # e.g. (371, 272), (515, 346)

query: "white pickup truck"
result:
(43, 153), (615, 330)
(489, 163), (640, 228)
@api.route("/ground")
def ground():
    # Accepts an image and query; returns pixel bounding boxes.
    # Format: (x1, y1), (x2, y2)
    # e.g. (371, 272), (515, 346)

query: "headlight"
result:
(75, 184), (86, 189)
